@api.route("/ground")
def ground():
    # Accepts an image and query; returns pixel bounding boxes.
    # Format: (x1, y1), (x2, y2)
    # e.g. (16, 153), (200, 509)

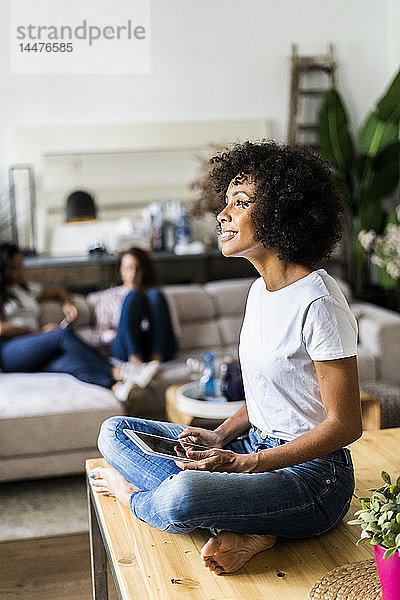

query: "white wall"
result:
(388, 0), (400, 73)
(0, 0), (398, 169)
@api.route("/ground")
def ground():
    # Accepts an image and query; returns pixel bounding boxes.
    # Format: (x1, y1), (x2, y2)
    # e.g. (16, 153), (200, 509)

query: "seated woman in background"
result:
(95, 247), (177, 365)
(0, 243), (155, 400)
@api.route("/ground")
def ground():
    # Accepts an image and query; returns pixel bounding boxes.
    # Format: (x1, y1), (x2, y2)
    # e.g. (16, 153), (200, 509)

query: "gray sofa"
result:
(1, 276), (400, 482)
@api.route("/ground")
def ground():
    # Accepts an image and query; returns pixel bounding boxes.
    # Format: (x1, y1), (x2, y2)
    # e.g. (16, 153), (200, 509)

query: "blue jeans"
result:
(0, 327), (113, 388)
(111, 288), (177, 363)
(97, 416), (355, 537)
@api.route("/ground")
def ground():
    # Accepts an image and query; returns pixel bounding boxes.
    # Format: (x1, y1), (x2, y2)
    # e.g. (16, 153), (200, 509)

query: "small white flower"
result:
(371, 255), (384, 267)
(361, 217), (400, 285)
(358, 229), (376, 251)
(387, 263), (400, 280)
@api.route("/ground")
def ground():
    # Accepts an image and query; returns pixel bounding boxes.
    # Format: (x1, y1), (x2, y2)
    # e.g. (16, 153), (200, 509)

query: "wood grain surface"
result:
(86, 428), (400, 599)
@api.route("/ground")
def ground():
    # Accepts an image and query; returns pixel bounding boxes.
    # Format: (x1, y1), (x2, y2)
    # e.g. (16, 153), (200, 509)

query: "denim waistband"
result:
(249, 426), (353, 466)
(250, 425), (288, 446)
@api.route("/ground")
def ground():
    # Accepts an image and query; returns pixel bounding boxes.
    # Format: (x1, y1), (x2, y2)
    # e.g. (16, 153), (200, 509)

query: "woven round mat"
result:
(307, 559), (382, 600)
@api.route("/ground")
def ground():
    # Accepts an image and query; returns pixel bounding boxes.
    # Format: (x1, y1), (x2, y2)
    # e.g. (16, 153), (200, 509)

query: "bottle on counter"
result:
(150, 202), (164, 252)
(162, 201), (177, 253)
(200, 352), (216, 399)
(220, 359), (245, 402)
(175, 204), (191, 248)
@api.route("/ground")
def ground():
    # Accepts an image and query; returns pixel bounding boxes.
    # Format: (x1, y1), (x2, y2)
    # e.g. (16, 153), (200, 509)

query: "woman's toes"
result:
(90, 467), (107, 480)
(201, 535), (220, 560)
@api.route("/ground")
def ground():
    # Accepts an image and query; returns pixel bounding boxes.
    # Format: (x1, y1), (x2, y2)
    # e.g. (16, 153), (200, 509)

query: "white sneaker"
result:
(134, 360), (160, 387)
(115, 361), (161, 402)
(113, 378), (138, 402)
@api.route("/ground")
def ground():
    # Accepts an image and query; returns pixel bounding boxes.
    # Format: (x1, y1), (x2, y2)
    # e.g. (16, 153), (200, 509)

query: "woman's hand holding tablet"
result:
(123, 430), (210, 462)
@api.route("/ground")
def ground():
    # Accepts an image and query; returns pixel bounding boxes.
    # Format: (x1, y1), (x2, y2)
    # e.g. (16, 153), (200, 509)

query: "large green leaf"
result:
(376, 68), (400, 123)
(358, 111), (399, 157)
(358, 195), (386, 232)
(359, 142), (400, 202)
(318, 89), (355, 198)
(318, 89), (355, 169)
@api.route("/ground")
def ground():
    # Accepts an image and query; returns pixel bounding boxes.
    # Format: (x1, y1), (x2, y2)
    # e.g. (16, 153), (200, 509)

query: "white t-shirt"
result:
(239, 269), (358, 441)
(2, 282), (43, 330)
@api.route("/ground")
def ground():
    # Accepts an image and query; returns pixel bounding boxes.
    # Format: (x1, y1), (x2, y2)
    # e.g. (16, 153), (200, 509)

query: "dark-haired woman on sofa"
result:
(95, 247), (177, 370)
(0, 243), (157, 400)
(91, 141), (362, 575)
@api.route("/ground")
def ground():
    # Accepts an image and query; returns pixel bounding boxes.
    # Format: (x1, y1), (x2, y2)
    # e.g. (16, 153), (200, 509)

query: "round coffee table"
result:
(165, 382), (244, 426)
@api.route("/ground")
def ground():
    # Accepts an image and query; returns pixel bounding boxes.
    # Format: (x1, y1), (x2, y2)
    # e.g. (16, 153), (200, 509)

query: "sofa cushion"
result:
(165, 284), (215, 322)
(216, 315), (245, 348)
(0, 373), (121, 458)
(357, 344), (377, 384)
(204, 278), (254, 316)
(178, 321), (221, 350)
(39, 294), (92, 328)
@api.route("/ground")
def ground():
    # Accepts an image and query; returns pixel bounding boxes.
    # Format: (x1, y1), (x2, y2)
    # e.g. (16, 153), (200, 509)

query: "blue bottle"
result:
(200, 352), (216, 399)
(175, 205), (191, 246)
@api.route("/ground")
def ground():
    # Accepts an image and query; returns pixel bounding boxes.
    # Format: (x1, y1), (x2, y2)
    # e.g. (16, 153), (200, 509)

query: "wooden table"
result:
(86, 428), (399, 600)
(166, 384), (382, 430)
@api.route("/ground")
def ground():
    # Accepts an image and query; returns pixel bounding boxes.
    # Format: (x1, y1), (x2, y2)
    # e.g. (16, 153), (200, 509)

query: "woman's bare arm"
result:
(214, 403), (251, 445)
(247, 356), (362, 472)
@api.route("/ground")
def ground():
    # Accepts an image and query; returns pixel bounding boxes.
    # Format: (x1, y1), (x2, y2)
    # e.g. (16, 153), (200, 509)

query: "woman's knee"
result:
(147, 288), (168, 310)
(97, 416), (126, 454)
(97, 416), (152, 455)
(123, 289), (143, 310)
(119, 290), (145, 326)
(147, 287), (162, 300)
(159, 470), (208, 524)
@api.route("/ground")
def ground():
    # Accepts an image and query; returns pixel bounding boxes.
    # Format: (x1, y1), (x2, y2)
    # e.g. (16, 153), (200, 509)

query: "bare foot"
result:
(89, 467), (141, 507)
(201, 531), (277, 575)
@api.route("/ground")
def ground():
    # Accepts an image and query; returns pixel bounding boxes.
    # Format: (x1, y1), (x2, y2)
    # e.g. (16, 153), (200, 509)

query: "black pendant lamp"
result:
(65, 190), (97, 222)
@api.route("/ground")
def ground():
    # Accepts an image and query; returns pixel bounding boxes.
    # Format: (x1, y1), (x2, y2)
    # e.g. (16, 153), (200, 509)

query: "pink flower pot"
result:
(374, 544), (400, 600)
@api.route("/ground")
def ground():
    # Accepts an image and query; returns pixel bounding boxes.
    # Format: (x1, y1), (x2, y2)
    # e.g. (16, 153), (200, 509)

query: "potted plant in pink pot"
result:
(348, 471), (400, 600)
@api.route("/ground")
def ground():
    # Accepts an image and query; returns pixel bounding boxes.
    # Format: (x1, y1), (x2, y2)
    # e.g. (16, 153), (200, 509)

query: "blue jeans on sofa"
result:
(0, 327), (113, 388)
(111, 288), (176, 363)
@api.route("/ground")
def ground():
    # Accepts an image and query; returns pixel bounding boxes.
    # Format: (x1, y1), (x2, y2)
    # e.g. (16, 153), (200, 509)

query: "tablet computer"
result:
(123, 429), (210, 462)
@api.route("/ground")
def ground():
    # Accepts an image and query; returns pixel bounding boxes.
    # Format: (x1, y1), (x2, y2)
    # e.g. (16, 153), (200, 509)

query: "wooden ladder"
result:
(287, 43), (336, 146)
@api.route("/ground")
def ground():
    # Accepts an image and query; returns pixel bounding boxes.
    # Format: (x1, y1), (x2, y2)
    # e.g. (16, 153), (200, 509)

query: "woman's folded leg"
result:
(129, 457), (354, 538)
(97, 416), (185, 491)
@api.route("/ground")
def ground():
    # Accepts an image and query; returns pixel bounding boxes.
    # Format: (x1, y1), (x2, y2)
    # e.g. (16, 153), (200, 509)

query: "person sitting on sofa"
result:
(90, 141), (362, 575)
(0, 243), (158, 400)
(95, 247), (177, 365)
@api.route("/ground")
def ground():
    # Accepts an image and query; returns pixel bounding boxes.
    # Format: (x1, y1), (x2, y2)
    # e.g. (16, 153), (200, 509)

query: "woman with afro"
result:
(91, 141), (361, 575)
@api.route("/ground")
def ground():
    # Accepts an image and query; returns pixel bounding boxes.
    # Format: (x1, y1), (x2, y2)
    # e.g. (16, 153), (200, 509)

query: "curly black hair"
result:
(208, 140), (344, 268)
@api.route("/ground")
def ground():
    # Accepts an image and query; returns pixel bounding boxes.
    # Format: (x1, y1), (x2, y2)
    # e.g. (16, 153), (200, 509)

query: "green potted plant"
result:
(348, 471), (400, 599)
(318, 68), (400, 296)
